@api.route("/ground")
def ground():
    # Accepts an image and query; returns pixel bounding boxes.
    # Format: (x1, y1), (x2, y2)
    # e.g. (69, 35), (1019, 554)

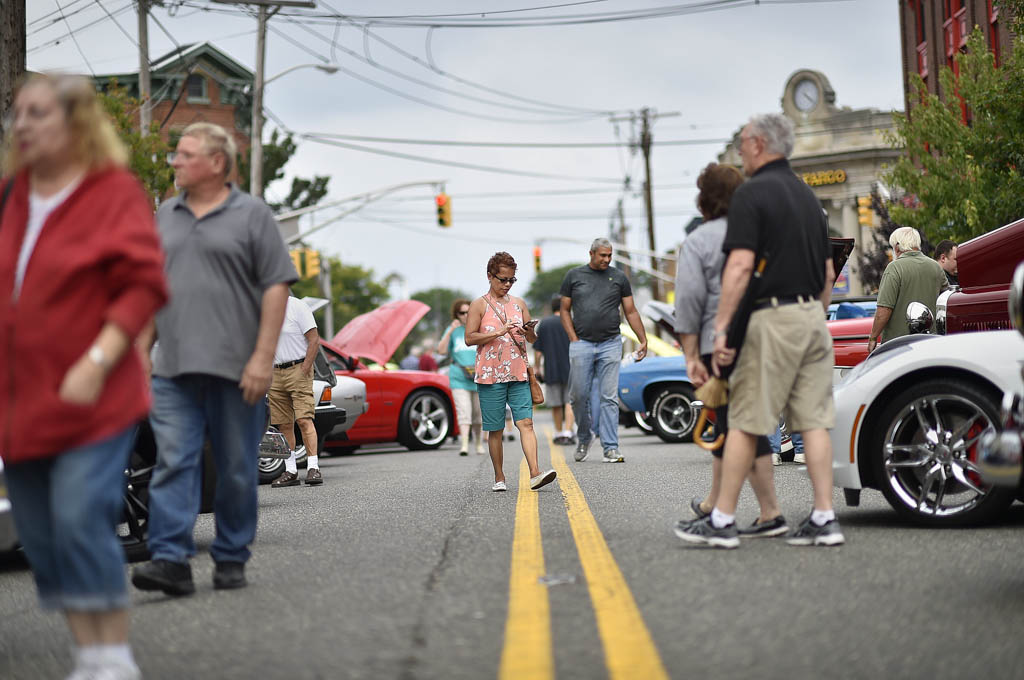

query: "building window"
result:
(186, 74), (208, 103)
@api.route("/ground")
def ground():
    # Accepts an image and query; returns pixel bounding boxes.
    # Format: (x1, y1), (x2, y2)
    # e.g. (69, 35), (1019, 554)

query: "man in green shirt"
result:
(868, 227), (947, 352)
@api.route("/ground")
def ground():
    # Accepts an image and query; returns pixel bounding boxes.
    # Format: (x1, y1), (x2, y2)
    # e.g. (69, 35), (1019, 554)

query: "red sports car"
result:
(321, 300), (457, 452)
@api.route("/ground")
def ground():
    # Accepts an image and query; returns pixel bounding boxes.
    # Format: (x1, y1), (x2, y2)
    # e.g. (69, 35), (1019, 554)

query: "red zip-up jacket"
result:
(0, 167), (168, 464)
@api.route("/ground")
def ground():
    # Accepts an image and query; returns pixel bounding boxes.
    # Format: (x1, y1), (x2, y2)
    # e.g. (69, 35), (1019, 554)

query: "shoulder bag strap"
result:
(0, 178), (14, 233)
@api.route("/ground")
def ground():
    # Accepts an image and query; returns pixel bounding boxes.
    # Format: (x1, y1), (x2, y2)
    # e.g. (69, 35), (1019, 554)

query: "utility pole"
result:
(0, 0), (26, 141)
(610, 107), (679, 301)
(137, 0), (151, 130)
(616, 197), (631, 279)
(212, 1), (315, 198)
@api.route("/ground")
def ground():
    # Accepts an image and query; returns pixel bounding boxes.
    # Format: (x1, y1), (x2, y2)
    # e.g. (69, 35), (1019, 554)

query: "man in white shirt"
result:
(269, 296), (323, 486)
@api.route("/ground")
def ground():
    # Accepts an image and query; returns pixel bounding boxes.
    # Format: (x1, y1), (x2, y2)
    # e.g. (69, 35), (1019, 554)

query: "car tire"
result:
(649, 384), (697, 444)
(398, 389), (452, 450)
(634, 411), (655, 434)
(258, 455), (286, 485)
(866, 378), (1015, 527)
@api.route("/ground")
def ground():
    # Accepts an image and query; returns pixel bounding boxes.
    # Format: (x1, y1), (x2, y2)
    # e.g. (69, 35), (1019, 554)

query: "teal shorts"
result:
(478, 381), (533, 431)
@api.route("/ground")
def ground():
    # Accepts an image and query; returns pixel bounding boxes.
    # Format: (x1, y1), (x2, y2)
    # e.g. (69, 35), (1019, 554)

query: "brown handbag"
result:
(483, 295), (544, 405)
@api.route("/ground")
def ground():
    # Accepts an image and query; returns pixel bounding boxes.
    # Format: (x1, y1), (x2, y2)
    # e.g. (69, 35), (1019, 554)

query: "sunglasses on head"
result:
(492, 275), (517, 285)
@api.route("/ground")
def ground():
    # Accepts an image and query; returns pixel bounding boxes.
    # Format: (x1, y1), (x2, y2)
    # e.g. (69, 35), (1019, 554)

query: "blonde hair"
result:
(2, 72), (128, 175)
(180, 122), (236, 177)
(889, 226), (922, 252)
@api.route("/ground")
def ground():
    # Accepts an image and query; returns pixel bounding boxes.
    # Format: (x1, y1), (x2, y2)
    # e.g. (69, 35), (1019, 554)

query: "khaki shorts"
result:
(727, 301), (835, 436)
(268, 363), (315, 425)
(452, 387), (482, 427)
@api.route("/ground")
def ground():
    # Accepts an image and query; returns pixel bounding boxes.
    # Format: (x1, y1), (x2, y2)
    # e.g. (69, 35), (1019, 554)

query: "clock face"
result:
(794, 78), (819, 112)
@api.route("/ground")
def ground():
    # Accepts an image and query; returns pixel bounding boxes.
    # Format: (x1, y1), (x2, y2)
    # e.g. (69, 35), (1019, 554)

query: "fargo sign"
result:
(802, 169), (847, 186)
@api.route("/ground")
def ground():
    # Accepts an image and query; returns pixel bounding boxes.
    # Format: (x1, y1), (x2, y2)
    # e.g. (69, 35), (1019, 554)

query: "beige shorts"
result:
(727, 301), (835, 436)
(452, 388), (482, 427)
(268, 363), (315, 425)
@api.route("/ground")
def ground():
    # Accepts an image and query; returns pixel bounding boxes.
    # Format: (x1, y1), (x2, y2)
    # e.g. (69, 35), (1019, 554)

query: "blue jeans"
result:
(147, 375), (265, 564)
(569, 337), (621, 452)
(768, 426), (782, 454)
(5, 426), (136, 611)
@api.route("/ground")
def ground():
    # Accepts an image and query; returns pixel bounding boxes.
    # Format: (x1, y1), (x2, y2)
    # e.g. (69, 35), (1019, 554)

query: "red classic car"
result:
(321, 300), (457, 452)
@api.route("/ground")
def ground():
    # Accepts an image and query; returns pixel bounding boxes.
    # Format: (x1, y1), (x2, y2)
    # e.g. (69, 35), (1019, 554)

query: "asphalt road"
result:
(2, 411), (1024, 680)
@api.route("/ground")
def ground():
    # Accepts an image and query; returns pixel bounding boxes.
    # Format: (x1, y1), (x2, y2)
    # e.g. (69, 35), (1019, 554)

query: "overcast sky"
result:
(27, 0), (904, 306)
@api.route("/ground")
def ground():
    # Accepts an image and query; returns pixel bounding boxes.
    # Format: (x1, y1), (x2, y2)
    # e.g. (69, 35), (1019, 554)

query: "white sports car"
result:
(831, 330), (1024, 526)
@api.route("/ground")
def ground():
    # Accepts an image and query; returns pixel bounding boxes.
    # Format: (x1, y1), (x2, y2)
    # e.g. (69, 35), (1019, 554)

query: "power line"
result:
(320, 1), (615, 21)
(277, 11), (609, 120)
(264, 23), (603, 126)
(93, 0), (137, 48)
(297, 131), (731, 148)
(53, 0), (96, 76)
(299, 133), (626, 184)
(28, 0), (134, 54)
(318, 0), (619, 117)
(381, 184), (690, 202)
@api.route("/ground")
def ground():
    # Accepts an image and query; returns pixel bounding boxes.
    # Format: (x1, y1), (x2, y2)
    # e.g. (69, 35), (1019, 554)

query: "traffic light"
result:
(305, 249), (321, 279)
(290, 249), (302, 277)
(857, 196), (876, 228)
(533, 245), (542, 273)
(436, 192), (452, 227)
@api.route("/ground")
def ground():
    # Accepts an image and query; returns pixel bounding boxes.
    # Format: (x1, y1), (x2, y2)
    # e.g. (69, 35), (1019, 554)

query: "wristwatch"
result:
(87, 345), (108, 369)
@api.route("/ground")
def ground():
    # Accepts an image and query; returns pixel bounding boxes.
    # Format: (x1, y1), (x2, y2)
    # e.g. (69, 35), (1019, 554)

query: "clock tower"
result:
(781, 69), (837, 121)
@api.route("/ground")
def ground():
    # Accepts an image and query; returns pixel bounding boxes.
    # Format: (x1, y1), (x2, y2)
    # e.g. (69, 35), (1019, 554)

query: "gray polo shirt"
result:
(674, 217), (726, 355)
(153, 185), (298, 382)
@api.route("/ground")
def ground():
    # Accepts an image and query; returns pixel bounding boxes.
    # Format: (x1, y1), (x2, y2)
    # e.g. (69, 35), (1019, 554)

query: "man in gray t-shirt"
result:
(559, 238), (648, 463)
(133, 123), (297, 597)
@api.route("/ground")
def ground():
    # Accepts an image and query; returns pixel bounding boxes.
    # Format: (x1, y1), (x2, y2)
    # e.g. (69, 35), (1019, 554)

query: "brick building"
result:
(94, 42), (253, 176)
(898, 1), (1013, 111)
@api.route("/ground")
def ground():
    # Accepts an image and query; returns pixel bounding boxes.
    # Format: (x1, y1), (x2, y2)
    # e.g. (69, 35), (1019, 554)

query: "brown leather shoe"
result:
(271, 471), (300, 487)
(305, 467), (323, 485)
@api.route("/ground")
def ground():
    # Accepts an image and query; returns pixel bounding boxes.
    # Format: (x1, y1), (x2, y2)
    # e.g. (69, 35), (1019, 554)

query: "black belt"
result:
(274, 358), (303, 369)
(752, 294), (815, 311)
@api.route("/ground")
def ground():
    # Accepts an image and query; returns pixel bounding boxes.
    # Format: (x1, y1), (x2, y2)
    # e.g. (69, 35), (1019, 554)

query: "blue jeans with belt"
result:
(147, 374), (265, 565)
(568, 336), (621, 452)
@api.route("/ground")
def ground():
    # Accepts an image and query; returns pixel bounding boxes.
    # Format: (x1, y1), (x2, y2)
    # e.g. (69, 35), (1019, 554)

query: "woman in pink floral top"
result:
(465, 252), (557, 493)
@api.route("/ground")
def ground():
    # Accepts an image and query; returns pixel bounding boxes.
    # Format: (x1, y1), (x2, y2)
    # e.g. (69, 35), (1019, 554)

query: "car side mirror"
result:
(906, 302), (934, 334)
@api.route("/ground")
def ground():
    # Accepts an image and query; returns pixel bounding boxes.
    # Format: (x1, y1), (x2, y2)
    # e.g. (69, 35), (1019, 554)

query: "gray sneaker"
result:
(786, 515), (845, 546)
(673, 516), (740, 549)
(737, 515), (789, 538)
(690, 497), (710, 519)
(602, 449), (624, 463)
(574, 438), (593, 462)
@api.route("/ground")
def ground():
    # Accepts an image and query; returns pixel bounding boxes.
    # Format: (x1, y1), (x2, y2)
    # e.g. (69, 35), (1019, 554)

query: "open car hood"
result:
(831, 237), (854, 279)
(330, 300), (430, 365)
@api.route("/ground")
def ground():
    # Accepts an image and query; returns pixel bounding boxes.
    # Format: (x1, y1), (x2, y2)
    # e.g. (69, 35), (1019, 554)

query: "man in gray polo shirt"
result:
(559, 238), (648, 463)
(132, 122), (296, 596)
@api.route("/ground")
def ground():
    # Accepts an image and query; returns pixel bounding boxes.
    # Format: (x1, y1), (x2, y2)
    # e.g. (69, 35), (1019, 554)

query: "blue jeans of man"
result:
(569, 336), (621, 452)
(5, 427), (135, 611)
(147, 374), (265, 564)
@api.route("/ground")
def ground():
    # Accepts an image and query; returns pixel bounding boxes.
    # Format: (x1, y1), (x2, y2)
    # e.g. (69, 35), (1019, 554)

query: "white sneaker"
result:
(492, 481), (507, 492)
(529, 469), (557, 490)
(793, 453), (806, 464)
(772, 453), (782, 466)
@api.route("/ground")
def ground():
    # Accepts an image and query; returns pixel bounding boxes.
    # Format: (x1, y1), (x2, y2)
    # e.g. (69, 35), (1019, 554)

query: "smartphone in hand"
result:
(524, 319), (539, 330)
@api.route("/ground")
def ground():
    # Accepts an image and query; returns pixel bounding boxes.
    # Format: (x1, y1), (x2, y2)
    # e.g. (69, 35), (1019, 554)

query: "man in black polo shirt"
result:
(676, 113), (843, 549)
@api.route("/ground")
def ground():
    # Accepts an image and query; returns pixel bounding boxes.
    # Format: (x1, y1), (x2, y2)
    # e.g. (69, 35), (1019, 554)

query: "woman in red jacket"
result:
(0, 74), (168, 680)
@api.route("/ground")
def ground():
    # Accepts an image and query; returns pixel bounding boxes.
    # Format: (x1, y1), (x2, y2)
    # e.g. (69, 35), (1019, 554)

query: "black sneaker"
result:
(213, 561), (247, 590)
(786, 515), (845, 546)
(673, 516), (740, 549)
(690, 497), (710, 519)
(737, 515), (789, 538)
(132, 559), (195, 596)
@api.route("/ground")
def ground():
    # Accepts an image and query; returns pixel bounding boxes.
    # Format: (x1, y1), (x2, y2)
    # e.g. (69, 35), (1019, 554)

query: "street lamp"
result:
(251, 62), (339, 199)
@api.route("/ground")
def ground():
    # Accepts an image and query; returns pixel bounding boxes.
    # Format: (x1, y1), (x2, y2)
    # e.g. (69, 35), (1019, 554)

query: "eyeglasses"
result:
(457, 310), (469, 316)
(492, 275), (517, 285)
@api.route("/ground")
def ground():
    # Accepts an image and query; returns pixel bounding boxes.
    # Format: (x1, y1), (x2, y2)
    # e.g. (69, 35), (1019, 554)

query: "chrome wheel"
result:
(882, 393), (994, 518)
(650, 384), (697, 443)
(406, 392), (450, 448)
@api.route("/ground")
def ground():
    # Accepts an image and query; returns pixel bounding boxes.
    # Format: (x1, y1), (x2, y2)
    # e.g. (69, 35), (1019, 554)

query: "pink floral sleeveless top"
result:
(475, 295), (529, 384)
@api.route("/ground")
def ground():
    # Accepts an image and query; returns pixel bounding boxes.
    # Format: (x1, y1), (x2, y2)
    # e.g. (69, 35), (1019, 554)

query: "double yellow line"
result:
(498, 429), (669, 680)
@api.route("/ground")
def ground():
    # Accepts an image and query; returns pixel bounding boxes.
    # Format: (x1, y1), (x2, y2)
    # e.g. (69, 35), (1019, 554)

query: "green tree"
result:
(289, 257), (396, 338)
(393, 286), (472, 364)
(98, 80), (173, 205)
(525, 262), (581, 313)
(238, 128), (329, 211)
(883, 23), (1024, 243)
